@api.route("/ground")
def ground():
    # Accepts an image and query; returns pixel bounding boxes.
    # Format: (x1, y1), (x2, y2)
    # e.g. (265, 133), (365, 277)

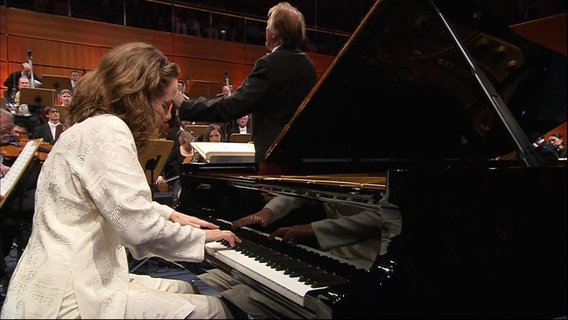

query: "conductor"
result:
(173, 2), (317, 163)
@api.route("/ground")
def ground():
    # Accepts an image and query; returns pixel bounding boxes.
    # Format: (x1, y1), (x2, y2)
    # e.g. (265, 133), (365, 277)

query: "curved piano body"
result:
(177, 0), (566, 318)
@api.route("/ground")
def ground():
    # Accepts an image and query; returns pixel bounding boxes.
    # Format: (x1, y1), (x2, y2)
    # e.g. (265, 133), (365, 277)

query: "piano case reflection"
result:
(176, 0), (566, 318)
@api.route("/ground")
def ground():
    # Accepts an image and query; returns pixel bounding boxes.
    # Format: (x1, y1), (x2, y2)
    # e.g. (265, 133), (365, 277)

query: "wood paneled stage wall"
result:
(1, 7), (565, 103)
(0, 7), (334, 99)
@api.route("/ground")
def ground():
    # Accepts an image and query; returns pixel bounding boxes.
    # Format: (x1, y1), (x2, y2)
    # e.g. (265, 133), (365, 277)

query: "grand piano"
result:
(176, 0), (567, 318)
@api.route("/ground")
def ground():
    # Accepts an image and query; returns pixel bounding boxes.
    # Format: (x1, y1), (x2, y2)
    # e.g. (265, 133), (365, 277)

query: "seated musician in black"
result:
(546, 132), (567, 158)
(0, 110), (40, 270)
(32, 106), (62, 144)
(154, 130), (195, 205)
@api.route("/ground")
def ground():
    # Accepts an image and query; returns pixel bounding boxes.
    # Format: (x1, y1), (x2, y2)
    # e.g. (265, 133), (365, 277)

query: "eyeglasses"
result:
(12, 130), (29, 137)
(1, 124), (15, 132)
(48, 110), (60, 114)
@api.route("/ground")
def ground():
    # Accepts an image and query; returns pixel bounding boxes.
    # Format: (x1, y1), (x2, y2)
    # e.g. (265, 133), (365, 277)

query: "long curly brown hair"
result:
(67, 42), (180, 153)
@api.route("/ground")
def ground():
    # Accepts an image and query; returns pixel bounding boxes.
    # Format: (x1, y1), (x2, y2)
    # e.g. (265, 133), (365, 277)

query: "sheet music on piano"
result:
(0, 138), (42, 207)
(191, 142), (255, 164)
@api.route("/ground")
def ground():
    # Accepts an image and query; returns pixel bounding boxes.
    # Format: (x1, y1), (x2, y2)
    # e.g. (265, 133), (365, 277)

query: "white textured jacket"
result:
(1, 115), (207, 319)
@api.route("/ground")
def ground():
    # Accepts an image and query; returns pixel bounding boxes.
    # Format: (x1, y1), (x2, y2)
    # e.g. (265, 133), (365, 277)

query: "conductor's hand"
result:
(232, 208), (273, 229)
(204, 229), (242, 248)
(155, 175), (166, 185)
(269, 224), (315, 245)
(170, 211), (219, 229)
(173, 90), (185, 108)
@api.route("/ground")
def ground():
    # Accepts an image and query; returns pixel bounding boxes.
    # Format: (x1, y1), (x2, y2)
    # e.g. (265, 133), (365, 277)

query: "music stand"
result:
(41, 75), (72, 92)
(137, 139), (174, 186)
(19, 87), (56, 107)
(184, 124), (209, 139)
(229, 133), (252, 143)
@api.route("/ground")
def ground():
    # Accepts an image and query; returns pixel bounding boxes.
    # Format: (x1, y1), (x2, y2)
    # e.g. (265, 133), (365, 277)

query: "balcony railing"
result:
(3, 0), (355, 56)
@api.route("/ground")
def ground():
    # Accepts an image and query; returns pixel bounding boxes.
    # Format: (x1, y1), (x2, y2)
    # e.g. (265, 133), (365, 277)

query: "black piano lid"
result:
(265, 0), (566, 167)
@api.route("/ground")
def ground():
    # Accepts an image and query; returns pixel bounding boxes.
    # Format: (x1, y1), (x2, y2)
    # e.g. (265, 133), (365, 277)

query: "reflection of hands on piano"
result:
(169, 211), (220, 229)
(231, 207), (273, 229)
(268, 224), (315, 245)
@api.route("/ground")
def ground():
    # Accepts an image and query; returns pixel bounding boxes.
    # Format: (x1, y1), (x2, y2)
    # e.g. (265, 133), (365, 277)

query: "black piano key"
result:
(298, 269), (327, 282)
(285, 265), (316, 277)
(213, 224), (361, 289)
(308, 276), (348, 288)
(263, 255), (295, 266)
(269, 258), (302, 269)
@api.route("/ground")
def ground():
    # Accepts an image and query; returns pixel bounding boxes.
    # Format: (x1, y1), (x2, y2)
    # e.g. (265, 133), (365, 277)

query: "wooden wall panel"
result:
(1, 6), (6, 59)
(510, 13), (567, 56)
(5, 36), (108, 72)
(5, 8), (174, 53)
(1, 6), (7, 81)
(172, 34), (258, 87)
(0, 7), (334, 99)
(173, 33), (248, 64)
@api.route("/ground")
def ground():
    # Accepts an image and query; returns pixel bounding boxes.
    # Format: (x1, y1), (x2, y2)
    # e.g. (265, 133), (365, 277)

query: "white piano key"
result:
(205, 242), (327, 307)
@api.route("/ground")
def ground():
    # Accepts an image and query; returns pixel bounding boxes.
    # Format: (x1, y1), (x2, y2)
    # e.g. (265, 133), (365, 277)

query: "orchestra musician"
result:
(3, 62), (41, 103)
(154, 130), (196, 205)
(1, 42), (242, 319)
(174, 2), (317, 163)
(0, 109), (40, 283)
(32, 105), (63, 144)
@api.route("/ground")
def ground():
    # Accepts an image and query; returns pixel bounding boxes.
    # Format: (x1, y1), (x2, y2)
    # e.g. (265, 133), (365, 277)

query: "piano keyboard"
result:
(205, 222), (350, 308)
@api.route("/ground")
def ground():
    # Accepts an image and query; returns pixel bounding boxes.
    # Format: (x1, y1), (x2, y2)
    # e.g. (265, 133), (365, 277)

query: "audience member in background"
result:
(155, 130), (195, 205)
(32, 106), (62, 144)
(546, 132), (567, 158)
(185, 12), (202, 36)
(201, 16), (219, 39)
(3, 62), (42, 102)
(0, 41), (241, 319)
(70, 70), (80, 89)
(174, 2), (317, 163)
